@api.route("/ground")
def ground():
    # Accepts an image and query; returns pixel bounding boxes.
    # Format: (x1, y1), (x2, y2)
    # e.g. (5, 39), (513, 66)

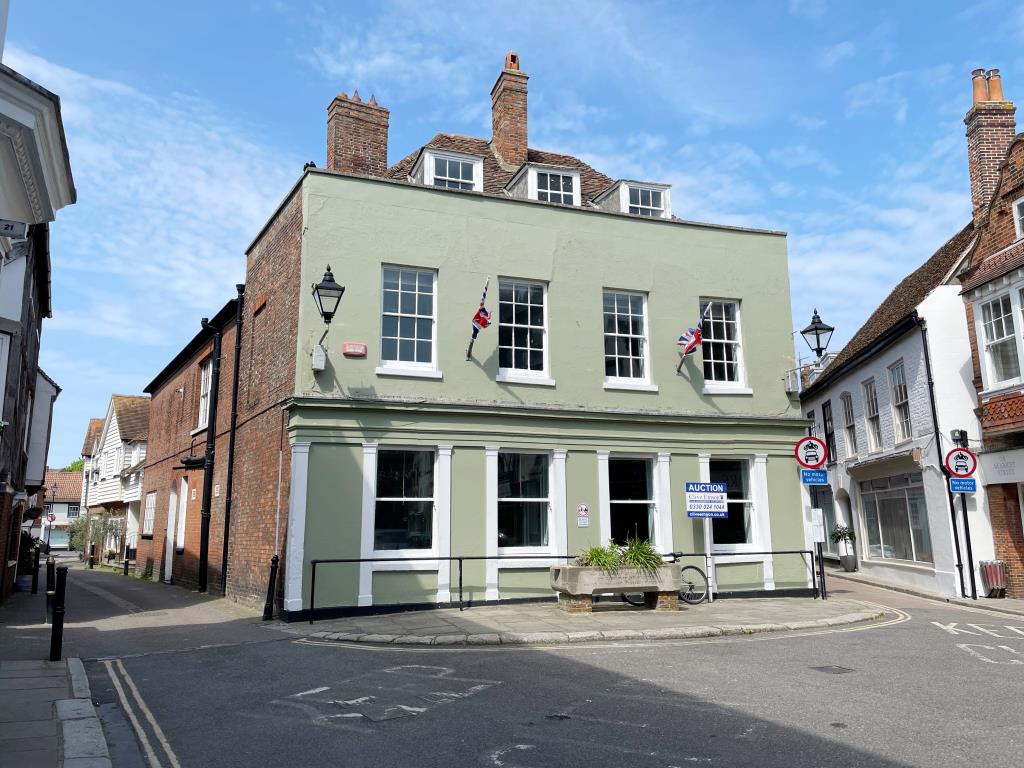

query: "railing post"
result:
(31, 547), (40, 594)
(263, 554), (279, 621)
(308, 560), (317, 625)
(816, 542), (827, 600)
(49, 566), (68, 662)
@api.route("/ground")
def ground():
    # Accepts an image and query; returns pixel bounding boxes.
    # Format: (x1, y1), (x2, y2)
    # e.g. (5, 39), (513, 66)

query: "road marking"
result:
(104, 660), (162, 768)
(956, 643), (1024, 664)
(115, 658), (183, 768)
(291, 686), (330, 697)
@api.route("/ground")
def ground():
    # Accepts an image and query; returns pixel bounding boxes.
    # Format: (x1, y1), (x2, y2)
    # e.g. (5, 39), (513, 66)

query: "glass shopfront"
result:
(858, 472), (932, 564)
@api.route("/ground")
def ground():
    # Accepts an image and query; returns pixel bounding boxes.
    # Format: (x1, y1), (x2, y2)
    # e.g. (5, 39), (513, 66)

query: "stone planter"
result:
(550, 564), (681, 612)
(840, 554), (857, 572)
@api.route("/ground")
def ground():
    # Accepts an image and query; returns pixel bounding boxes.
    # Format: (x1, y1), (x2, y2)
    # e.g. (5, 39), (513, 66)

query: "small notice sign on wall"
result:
(576, 503), (590, 528)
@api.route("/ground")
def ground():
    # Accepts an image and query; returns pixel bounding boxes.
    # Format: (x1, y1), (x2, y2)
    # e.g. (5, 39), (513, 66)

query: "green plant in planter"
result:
(575, 542), (621, 572)
(830, 524), (856, 554)
(621, 538), (663, 574)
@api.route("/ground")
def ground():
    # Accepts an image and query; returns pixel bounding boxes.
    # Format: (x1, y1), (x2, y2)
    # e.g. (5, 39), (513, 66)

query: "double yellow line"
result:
(103, 658), (182, 768)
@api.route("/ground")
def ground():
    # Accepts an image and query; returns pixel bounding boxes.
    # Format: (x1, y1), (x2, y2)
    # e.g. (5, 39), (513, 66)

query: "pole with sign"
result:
(945, 443), (978, 600)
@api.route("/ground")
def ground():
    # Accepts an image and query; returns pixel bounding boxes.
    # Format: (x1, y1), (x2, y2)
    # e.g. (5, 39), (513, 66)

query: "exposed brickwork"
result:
(649, 591), (679, 611)
(558, 593), (593, 613)
(490, 53), (528, 168)
(983, 484), (1024, 596)
(326, 93), (389, 176)
(965, 102), (1017, 225)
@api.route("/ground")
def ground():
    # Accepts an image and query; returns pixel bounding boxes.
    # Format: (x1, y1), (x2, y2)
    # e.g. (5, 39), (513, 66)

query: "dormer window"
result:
(628, 185), (665, 217)
(535, 171), (579, 205)
(419, 150), (483, 192)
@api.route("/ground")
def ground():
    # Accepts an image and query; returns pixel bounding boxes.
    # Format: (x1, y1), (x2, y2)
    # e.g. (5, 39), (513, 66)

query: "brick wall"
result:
(985, 483), (1024, 596)
(965, 102), (1017, 224)
(326, 94), (389, 176)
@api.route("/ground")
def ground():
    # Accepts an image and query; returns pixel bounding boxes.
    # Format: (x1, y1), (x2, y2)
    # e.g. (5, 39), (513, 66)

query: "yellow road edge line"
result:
(104, 659), (163, 768)
(115, 658), (183, 768)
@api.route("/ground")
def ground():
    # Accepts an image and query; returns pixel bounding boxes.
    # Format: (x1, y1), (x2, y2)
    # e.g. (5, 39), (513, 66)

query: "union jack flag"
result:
(677, 323), (703, 357)
(466, 277), (491, 360)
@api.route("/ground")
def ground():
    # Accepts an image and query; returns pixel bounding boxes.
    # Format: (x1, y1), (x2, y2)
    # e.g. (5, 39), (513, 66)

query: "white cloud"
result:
(789, 0), (827, 19)
(845, 72), (909, 123)
(820, 41), (856, 68)
(792, 113), (827, 130)
(768, 145), (838, 176)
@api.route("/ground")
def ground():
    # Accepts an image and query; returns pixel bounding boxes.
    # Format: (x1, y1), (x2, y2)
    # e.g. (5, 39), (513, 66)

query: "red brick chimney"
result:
(965, 68), (1016, 225)
(326, 90), (389, 176)
(490, 52), (528, 168)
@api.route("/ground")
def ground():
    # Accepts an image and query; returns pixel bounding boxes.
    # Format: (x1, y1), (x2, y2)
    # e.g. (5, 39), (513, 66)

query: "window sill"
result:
(702, 384), (754, 396)
(375, 366), (443, 380)
(861, 557), (934, 573)
(496, 371), (556, 387)
(190, 426), (208, 437)
(603, 380), (658, 393)
(980, 380), (1024, 399)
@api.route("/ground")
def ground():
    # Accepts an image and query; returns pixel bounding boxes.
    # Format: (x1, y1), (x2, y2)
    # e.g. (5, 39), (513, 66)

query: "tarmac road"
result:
(67, 568), (1024, 768)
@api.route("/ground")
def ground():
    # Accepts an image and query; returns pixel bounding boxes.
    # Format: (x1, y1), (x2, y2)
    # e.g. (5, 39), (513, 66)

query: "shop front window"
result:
(374, 450), (434, 550)
(858, 473), (931, 564)
(710, 459), (753, 546)
(497, 452), (550, 549)
(609, 458), (653, 544)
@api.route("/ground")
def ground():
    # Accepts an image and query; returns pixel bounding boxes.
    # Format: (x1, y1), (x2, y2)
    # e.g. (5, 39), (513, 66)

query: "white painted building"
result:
(81, 395), (149, 559)
(800, 223), (994, 598)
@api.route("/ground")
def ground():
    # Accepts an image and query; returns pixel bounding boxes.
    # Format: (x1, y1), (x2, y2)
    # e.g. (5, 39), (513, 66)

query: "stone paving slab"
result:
(288, 596), (886, 646)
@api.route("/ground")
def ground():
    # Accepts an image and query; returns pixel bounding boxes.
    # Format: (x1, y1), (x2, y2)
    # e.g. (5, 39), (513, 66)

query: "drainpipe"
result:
(220, 284), (245, 595)
(197, 317), (223, 593)
(916, 315), (967, 598)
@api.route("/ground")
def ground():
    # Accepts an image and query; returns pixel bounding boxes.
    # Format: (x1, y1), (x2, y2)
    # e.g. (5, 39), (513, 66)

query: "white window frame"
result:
(528, 168), (581, 206)
(619, 183), (672, 219)
(863, 378), (883, 452)
(604, 454), (660, 547)
(142, 492), (156, 535)
(197, 358), (213, 430)
(888, 361), (912, 444)
(841, 392), (857, 458)
(376, 265), (441, 379)
(67, 504), (80, 518)
(700, 298), (752, 395)
(1014, 197), (1024, 241)
(495, 450), (555, 557)
(496, 278), (554, 386)
(974, 290), (1024, 393)
(707, 457), (760, 553)
(602, 290), (655, 391)
(0, 334), (9, 415)
(421, 149), (483, 192)
(370, 447), (439, 558)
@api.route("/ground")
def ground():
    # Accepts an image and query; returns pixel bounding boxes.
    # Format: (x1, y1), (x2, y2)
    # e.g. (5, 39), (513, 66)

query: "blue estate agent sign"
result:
(801, 469), (828, 485)
(685, 481), (728, 518)
(949, 477), (977, 494)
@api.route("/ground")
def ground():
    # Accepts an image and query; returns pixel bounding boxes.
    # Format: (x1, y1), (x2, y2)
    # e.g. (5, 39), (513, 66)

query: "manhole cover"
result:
(810, 665), (856, 675)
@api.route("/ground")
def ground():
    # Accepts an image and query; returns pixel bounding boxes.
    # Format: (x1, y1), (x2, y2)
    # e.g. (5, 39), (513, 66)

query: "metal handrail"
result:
(307, 548), (821, 623)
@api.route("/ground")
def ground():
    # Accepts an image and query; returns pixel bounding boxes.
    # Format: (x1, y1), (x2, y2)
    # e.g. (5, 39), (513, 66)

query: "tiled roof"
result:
(44, 468), (82, 502)
(81, 418), (104, 456)
(386, 133), (616, 202)
(111, 395), (150, 442)
(961, 238), (1024, 292)
(803, 221), (976, 397)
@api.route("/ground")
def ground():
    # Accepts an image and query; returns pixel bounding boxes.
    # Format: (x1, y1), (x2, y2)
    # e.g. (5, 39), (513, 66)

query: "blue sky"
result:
(6, 0), (1024, 465)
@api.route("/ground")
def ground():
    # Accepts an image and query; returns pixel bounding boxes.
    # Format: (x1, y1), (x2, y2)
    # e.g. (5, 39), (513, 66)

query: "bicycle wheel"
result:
(620, 592), (646, 606)
(679, 565), (709, 605)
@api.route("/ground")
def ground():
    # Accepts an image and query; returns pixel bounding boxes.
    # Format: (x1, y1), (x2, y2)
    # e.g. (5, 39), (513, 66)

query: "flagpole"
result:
(466, 277), (490, 361)
(676, 302), (713, 374)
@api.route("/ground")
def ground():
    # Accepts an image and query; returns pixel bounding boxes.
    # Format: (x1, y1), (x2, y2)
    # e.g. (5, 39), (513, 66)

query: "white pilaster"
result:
(698, 453), (715, 598)
(552, 449), (568, 558)
(436, 446), (453, 603)
(655, 452), (673, 552)
(283, 442), (311, 612)
(753, 453), (774, 590)
(485, 446), (499, 601)
(358, 443), (378, 607)
(597, 450), (611, 543)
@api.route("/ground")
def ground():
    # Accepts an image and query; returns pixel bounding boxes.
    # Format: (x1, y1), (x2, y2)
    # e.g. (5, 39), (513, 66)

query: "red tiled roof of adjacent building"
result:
(44, 468), (82, 502)
(385, 133), (616, 202)
(802, 221), (977, 397)
(111, 395), (150, 442)
(81, 418), (104, 456)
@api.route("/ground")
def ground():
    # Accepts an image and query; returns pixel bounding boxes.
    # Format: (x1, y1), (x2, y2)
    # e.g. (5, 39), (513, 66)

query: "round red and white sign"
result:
(944, 447), (977, 478)
(795, 436), (828, 469)
(46, 513), (56, 523)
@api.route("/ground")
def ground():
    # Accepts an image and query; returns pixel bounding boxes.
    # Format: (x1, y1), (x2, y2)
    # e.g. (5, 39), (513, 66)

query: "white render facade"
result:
(801, 282), (994, 598)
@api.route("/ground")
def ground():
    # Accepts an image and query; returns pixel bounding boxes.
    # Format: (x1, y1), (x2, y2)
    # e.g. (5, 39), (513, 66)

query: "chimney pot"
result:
(352, 90), (362, 103)
(491, 53), (529, 167)
(972, 69), (988, 103)
(505, 51), (520, 71)
(326, 91), (390, 176)
(987, 69), (1004, 101)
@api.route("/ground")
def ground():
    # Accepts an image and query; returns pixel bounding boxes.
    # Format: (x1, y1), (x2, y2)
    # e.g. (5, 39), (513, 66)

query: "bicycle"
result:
(620, 563), (709, 606)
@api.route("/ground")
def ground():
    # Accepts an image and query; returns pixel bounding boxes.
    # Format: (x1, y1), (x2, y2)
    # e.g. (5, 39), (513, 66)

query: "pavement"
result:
(285, 595), (884, 645)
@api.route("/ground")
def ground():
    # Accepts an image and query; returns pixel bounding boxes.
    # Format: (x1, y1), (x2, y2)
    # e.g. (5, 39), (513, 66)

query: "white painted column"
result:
(358, 443), (378, 607)
(552, 449), (568, 559)
(485, 446), (499, 601)
(436, 446), (453, 604)
(698, 453), (715, 598)
(655, 452), (673, 552)
(753, 453), (774, 590)
(597, 450), (611, 543)
(283, 442), (311, 613)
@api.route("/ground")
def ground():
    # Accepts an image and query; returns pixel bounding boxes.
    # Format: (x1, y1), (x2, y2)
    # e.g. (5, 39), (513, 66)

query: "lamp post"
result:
(801, 309), (834, 361)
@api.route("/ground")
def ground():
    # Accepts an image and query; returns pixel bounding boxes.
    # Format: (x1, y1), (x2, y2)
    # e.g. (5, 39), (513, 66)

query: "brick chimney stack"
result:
(491, 52), (528, 168)
(326, 90), (389, 176)
(965, 68), (1016, 225)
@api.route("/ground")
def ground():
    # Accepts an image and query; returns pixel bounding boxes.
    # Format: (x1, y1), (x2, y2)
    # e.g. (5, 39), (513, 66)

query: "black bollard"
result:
(31, 547), (40, 594)
(123, 557), (129, 577)
(262, 554), (279, 621)
(49, 566), (68, 662)
(45, 556), (55, 623)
